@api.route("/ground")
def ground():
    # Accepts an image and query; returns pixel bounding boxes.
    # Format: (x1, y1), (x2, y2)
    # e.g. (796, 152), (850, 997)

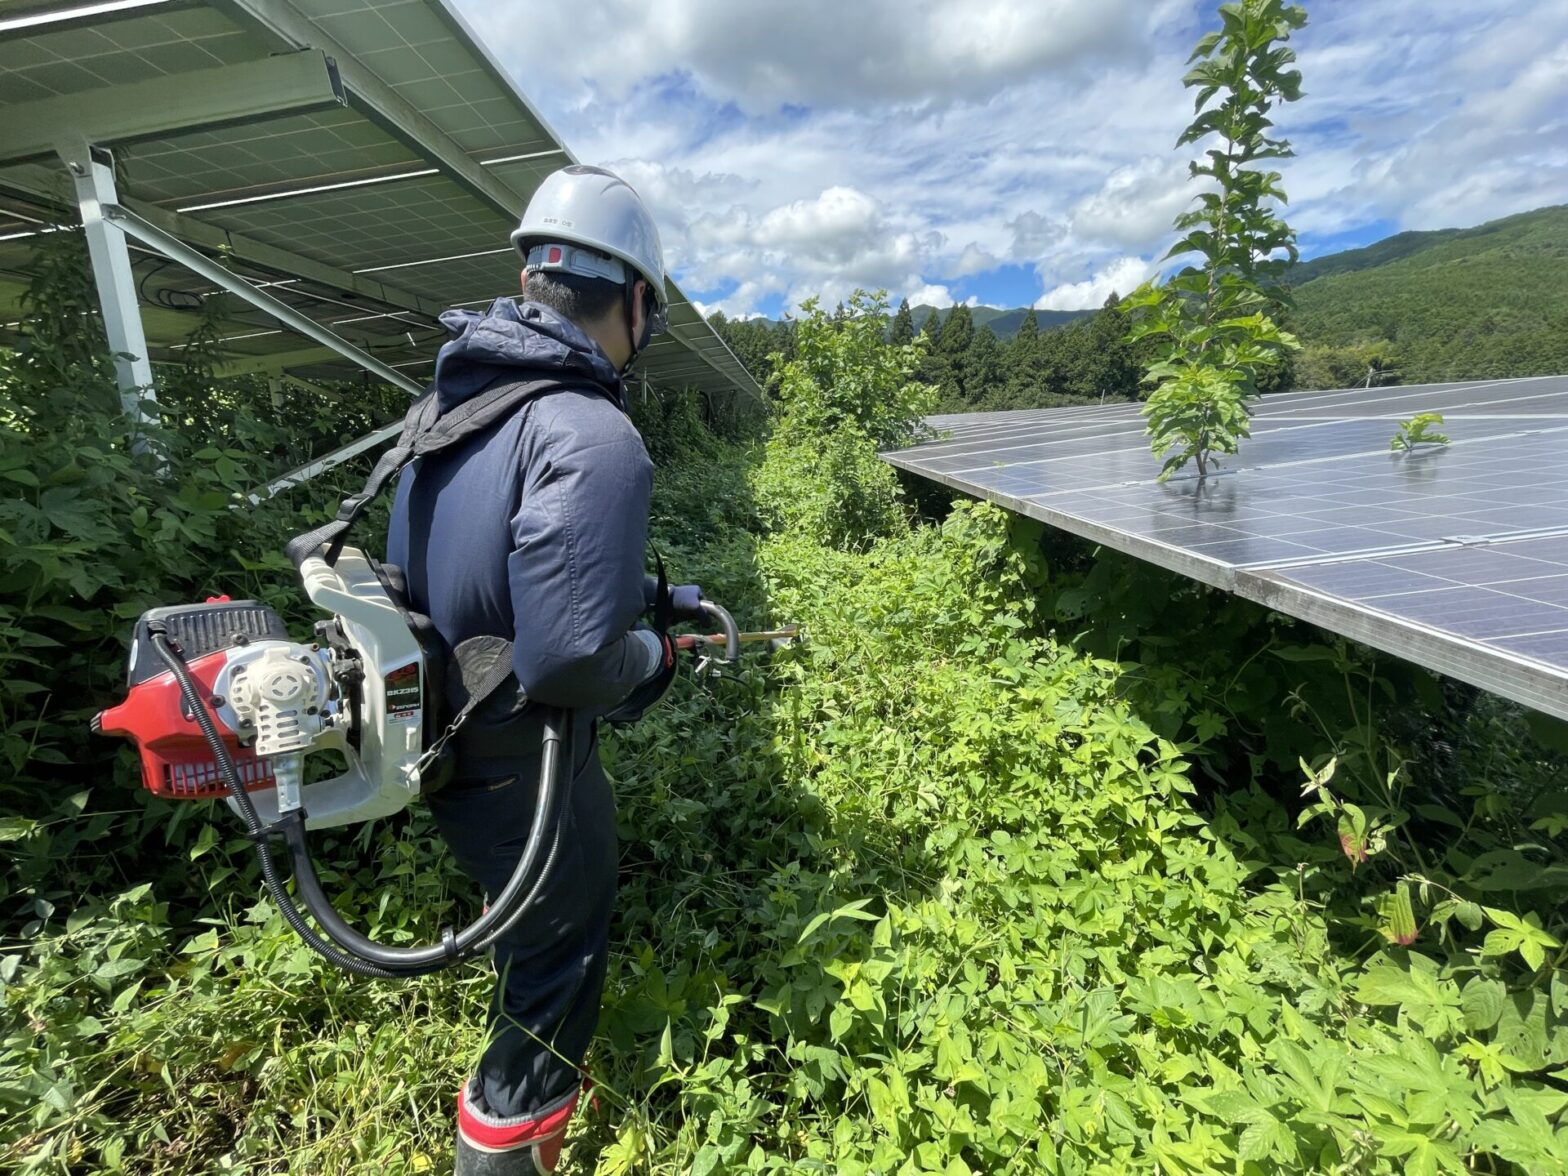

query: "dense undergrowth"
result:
(4, 271), (1568, 1174)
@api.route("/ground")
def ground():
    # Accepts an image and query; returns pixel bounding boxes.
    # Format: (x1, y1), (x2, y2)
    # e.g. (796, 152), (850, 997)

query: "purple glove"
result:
(642, 576), (706, 622)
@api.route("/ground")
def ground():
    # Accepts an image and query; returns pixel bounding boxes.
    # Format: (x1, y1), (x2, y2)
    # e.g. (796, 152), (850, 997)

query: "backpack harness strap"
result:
(283, 376), (572, 773)
(284, 376), (568, 571)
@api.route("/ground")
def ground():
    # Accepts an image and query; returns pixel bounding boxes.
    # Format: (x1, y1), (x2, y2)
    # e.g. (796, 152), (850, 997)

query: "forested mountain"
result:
(1289, 204), (1568, 387)
(909, 304), (1089, 339)
(707, 203), (1568, 407)
(1290, 227), (1466, 283)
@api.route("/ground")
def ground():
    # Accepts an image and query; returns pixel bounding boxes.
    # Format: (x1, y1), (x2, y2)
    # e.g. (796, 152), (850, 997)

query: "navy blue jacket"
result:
(386, 298), (654, 712)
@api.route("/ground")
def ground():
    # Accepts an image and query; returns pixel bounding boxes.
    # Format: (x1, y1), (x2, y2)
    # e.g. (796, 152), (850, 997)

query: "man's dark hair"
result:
(524, 270), (624, 324)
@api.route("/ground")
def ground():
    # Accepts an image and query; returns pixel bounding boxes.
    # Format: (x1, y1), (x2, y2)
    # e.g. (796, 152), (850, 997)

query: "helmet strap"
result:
(620, 281), (654, 375)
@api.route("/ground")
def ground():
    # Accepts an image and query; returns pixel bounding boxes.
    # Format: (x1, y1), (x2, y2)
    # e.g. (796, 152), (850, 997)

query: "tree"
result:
(1295, 340), (1402, 391)
(961, 327), (1004, 406)
(999, 310), (1044, 407)
(1081, 294), (1140, 401)
(707, 311), (788, 388)
(771, 319), (799, 371)
(1124, 0), (1306, 479)
(752, 290), (933, 548)
(927, 304), (975, 406)
(889, 298), (915, 346)
(765, 290), (931, 452)
(937, 304), (974, 357)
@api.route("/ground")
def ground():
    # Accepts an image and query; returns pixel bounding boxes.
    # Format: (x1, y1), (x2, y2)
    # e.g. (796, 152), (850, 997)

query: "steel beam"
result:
(256, 419), (403, 500)
(105, 202), (424, 396)
(245, 331), (759, 497)
(0, 0), (191, 41)
(2, 51), (345, 165)
(0, 168), (439, 324)
(213, 0), (528, 221)
(59, 142), (156, 424)
(123, 197), (440, 322)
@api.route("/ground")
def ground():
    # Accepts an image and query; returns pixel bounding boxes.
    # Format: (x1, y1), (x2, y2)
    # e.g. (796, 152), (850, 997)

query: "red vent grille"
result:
(157, 754), (276, 800)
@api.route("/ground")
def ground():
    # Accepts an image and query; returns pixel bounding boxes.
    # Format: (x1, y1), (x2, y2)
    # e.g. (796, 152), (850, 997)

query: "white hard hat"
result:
(511, 165), (668, 335)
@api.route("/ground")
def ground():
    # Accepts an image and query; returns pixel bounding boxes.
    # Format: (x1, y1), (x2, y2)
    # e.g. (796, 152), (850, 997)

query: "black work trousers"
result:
(428, 714), (616, 1118)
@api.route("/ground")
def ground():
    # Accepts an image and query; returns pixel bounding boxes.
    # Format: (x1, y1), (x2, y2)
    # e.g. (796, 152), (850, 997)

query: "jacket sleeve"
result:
(507, 397), (655, 711)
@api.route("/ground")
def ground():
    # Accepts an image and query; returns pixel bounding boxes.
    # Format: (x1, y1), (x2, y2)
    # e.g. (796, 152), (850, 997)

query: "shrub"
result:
(752, 291), (931, 550)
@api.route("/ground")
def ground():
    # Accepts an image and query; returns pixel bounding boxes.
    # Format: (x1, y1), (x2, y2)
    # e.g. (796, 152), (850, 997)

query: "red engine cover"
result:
(96, 649), (277, 800)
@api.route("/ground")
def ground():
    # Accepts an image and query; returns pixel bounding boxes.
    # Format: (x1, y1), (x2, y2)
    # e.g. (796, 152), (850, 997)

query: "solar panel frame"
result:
(887, 375), (1568, 721)
(0, 0), (762, 411)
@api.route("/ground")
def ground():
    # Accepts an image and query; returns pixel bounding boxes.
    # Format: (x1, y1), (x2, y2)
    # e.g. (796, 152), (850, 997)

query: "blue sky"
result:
(455, 0), (1567, 319)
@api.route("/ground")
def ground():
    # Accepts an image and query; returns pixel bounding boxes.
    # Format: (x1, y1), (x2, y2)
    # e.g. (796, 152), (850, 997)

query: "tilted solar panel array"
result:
(887, 375), (1568, 720)
(0, 0), (759, 408)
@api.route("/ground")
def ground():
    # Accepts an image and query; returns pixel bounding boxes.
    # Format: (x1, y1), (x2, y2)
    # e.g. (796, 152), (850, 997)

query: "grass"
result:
(5, 417), (1568, 1174)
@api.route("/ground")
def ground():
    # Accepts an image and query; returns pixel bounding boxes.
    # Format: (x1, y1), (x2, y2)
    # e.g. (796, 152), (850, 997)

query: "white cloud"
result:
(905, 283), (957, 308)
(1006, 211), (1067, 262)
(466, 0), (1155, 113)
(951, 243), (1001, 278)
(755, 187), (883, 260)
(455, 0), (1568, 317)
(672, 185), (946, 311)
(1277, 2), (1568, 234)
(1068, 157), (1198, 249)
(1036, 256), (1155, 311)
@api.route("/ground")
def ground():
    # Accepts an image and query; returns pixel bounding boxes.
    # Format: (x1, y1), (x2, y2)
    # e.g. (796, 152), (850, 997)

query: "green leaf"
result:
(1455, 902), (1485, 932)
(1462, 977), (1507, 1032)
(797, 898), (879, 946)
(1481, 908), (1560, 971)
(1237, 1111), (1288, 1162)
(93, 958), (144, 980)
(1381, 882), (1418, 946)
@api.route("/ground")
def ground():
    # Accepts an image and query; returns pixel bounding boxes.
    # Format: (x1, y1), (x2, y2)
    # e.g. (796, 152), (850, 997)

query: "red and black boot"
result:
(454, 1079), (579, 1175)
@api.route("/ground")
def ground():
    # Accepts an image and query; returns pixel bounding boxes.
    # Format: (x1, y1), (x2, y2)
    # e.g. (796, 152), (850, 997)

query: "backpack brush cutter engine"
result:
(94, 373), (796, 979)
(93, 546), (575, 979)
(92, 547), (781, 979)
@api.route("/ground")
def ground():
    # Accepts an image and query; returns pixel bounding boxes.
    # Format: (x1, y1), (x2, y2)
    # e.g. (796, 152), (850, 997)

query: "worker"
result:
(386, 164), (679, 1175)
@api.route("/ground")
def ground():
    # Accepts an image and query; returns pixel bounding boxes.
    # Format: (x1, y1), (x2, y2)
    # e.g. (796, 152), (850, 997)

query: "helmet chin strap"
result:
(620, 281), (653, 376)
(617, 280), (655, 373)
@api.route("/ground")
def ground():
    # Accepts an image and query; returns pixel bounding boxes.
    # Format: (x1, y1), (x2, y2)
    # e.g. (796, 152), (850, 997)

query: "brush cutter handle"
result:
(697, 600), (741, 664)
(675, 625), (800, 651)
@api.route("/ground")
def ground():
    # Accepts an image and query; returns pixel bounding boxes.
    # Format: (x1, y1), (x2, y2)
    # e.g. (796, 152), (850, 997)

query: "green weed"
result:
(4, 245), (1567, 1173)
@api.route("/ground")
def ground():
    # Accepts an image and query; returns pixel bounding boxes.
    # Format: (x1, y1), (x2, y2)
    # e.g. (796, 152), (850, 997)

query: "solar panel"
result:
(886, 375), (1568, 721)
(0, 0), (761, 432)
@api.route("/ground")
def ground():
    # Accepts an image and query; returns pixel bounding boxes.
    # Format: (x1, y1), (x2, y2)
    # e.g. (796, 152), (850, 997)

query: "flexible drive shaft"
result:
(150, 629), (568, 978)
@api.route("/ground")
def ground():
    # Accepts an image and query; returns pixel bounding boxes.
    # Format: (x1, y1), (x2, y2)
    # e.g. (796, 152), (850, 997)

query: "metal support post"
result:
(58, 141), (156, 426)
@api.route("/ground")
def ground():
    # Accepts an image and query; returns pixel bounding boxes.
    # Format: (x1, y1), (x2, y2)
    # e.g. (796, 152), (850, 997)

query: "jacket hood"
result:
(431, 298), (624, 414)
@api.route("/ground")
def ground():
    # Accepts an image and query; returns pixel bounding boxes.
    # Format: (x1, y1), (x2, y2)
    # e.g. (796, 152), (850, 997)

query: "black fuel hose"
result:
(274, 718), (568, 972)
(149, 629), (569, 978)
